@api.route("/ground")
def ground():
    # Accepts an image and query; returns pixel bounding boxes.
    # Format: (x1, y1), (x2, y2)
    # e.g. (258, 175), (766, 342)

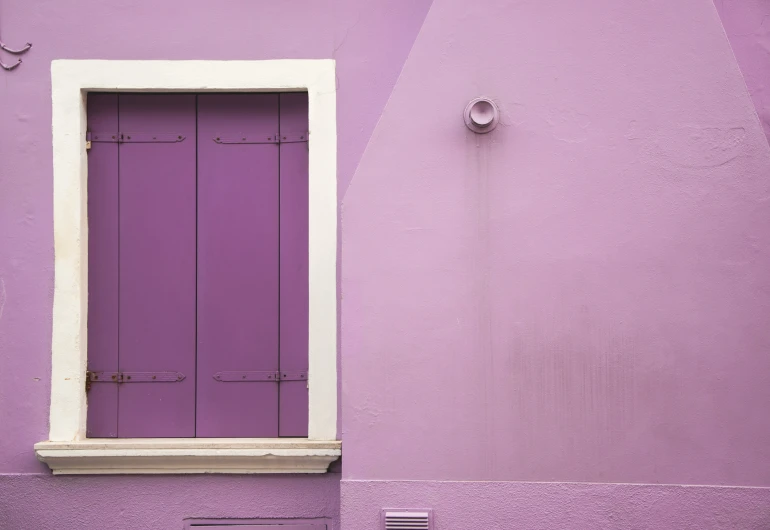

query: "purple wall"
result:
(342, 481), (770, 530)
(341, 0), (770, 526)
(716, 0), (770, 144)
(0, 0), (429, 527)
(0, 475), (338, 530)
(3, 0), (770, 528)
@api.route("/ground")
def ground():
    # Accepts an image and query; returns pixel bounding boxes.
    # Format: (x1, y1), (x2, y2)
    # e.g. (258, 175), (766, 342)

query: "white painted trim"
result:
(48, 61), (338, 456)
(34, 439), (341, 475)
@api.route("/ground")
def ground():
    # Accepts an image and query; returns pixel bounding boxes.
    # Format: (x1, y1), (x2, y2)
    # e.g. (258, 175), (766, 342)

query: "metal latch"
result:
(85, 370), (185, 392)
(86, 132), (187, 151)
(213, 370), (307, 382)
(212, 132), (308, 144)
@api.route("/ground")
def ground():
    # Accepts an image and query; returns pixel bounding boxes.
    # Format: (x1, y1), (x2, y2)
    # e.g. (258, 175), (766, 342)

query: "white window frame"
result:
(34, 60), (339, 474)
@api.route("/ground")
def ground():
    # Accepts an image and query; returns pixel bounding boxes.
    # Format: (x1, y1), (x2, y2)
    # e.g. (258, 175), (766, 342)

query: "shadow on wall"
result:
(715, 0), (770, 144)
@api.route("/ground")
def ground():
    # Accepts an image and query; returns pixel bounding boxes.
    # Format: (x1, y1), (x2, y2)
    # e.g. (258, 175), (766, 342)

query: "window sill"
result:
(34, 438), (341, 475)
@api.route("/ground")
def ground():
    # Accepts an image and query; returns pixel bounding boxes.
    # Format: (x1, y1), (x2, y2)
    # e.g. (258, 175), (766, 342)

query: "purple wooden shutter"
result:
(279, 93), (310, 437)
(86, 94), (119, 438)
(118, 94), (197, 437)
(87, 93), (309, 438)
(196, 94), (281, 437)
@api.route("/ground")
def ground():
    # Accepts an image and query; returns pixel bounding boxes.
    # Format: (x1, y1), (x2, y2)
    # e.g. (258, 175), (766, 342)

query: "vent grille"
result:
(382, 510), (432, 530)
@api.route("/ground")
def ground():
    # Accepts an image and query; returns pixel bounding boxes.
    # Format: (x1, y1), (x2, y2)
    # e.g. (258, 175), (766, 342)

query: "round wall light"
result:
(464, 97), (499, 133)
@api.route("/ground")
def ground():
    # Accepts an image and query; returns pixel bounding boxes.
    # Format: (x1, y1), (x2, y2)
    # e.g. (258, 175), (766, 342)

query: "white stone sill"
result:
(34, 438), (341, 475)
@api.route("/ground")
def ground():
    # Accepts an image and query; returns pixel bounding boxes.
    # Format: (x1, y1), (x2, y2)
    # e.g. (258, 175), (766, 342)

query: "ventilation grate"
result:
(382, 510), (432, 530)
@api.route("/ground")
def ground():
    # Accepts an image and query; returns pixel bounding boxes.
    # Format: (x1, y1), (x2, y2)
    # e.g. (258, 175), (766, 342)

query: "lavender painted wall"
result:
(0, 0), (429, 526)
(716, 0), (770, 144)
(3, 0), (770, 527)
(0, 475), (339, 530)
(342, 481), (770, 530)
(341, 0), (770, 525)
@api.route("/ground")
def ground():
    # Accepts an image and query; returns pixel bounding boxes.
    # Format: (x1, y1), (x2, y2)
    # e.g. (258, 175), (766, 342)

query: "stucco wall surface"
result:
(342, 481), (770, 530)
(0, 474), (339, 530)
(716, 0), (770, 144)
(342, 0), (770, 486)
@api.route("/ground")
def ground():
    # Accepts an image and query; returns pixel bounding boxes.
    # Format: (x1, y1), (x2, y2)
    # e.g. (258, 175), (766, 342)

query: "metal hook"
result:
(0, 40), (31, 55)
(0, 57), (21, 71)
(0, 14), (32, 72)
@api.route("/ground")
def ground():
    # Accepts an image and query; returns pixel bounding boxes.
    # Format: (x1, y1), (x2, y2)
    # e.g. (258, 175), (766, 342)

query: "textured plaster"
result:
(716, 0), (770, 144)
(342, 0), (770, 484)
(342, 481), (770, 530)
(4, 0), (770, 527)
(0, 474), (340, 530)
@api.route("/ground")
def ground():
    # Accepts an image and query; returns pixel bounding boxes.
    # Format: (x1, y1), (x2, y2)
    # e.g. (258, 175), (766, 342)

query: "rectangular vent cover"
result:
(382, 509), (432, 530)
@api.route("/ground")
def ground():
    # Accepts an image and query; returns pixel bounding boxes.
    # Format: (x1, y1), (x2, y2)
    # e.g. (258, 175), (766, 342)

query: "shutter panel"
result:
(86, 93), (119, 438)
(196, 94), (280, 437)
(278, 93), (310, 437)
(118, 94), (197, 437)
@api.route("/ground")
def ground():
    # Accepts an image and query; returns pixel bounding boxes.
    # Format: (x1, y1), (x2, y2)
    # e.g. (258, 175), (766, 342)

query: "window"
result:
(86, 93), (309, 438)
(36, 60), (339, 474)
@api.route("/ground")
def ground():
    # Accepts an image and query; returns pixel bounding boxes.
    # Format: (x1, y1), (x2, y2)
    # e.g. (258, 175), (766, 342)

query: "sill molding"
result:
(35, 438), (341, 475)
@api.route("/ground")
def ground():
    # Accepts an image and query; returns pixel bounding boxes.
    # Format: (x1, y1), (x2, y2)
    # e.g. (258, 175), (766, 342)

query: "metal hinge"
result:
(86, 132), (187, 151)
(85, 370), (185, 393)
(213, 370), (308, 382)
(212, 132), (308, 145)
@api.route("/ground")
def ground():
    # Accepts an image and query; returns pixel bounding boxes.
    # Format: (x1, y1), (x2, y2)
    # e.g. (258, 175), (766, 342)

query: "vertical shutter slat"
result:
(278, 93), (310, 437)
(86, 93), (120, 438)
(118, 94), (197, 437)
(196, 94), (280, 437)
